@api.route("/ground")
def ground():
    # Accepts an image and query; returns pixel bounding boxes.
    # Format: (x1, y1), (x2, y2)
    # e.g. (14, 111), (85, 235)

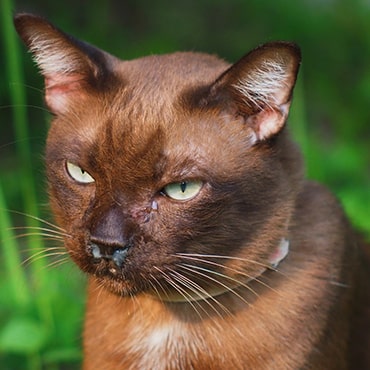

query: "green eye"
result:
(66, 162), (95, 184)
(163, 181), (203, 201)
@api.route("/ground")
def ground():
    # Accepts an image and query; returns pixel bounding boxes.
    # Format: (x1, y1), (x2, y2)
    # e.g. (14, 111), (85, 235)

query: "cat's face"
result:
(16, 14), (303, 301)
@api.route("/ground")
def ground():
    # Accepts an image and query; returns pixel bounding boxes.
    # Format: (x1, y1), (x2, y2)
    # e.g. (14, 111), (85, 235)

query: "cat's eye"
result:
(66, 162), (95, 184)
(163, 181), (202, 201)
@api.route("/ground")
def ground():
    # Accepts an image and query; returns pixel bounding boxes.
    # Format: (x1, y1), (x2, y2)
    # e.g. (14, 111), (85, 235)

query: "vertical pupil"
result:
(180, 182), (187, 193)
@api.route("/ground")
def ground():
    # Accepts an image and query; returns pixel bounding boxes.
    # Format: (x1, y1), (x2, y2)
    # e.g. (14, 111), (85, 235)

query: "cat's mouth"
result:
(85, 242), (132, 279)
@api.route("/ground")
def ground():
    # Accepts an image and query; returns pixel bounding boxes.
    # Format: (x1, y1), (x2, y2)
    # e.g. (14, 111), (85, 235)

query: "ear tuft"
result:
(208, 42), (301, 142)
(14, 13), (114, 115)
(233, 58), (293, 110)
(14, 14), (89, 77)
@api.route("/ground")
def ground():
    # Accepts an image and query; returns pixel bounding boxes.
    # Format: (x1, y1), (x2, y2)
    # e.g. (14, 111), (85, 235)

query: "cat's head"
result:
(15, 14), (303, 301)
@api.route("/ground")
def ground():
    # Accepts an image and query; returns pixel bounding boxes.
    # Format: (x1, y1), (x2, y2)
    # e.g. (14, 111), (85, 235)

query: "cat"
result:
(14, 13), (370, 370)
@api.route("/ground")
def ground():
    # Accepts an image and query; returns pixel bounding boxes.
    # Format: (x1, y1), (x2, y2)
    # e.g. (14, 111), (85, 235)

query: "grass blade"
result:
(1, 0), (55, 336)
(0, 183), (30, 307)
(1, 0), (47, 279)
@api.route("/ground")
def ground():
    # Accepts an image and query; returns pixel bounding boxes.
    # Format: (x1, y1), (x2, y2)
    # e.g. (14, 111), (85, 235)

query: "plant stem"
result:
(1, 0), (54, 332)
(0, 183), (30, 307)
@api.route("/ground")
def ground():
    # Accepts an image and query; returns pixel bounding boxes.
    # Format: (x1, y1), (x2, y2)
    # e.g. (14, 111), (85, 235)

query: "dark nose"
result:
(88, 206), (130, 268)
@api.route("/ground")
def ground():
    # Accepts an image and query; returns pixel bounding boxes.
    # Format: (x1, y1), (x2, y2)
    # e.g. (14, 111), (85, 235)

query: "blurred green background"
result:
(0, 0), (369, 369)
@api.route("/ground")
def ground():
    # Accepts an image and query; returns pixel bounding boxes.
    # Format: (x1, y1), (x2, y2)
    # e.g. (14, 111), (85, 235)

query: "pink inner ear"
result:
(45, 74), (87, 114)
(246, 102), (290, 142)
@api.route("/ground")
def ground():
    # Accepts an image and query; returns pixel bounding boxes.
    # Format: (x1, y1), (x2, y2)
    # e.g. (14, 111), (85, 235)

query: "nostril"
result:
(91, 244), (103, 259)
(112, 248), (129, 268)
(88, 242), (130, 268)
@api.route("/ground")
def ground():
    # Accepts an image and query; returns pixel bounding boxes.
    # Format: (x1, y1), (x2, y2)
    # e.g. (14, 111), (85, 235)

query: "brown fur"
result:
(15, 14), (370, 369)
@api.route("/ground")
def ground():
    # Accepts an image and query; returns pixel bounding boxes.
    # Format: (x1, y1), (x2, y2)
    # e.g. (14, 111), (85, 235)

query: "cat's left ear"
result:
(14, 13), (116, 115)
(205, 42), (301, 142)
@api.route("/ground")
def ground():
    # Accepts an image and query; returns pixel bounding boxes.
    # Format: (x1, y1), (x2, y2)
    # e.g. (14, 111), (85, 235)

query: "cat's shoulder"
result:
(296, 180), (348, 221)
(293, 180), (354, 244)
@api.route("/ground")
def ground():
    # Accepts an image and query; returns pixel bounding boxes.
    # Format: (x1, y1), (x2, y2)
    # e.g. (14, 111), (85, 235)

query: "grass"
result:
(0, 1), (84, 369)
(0, 0), (369, 369)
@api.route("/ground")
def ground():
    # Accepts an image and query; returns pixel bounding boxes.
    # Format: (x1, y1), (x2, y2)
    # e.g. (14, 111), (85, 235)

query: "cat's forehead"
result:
(53, 53), (223, 136)
(118, 52), (229, 91)
(69, 52), (227, 140)
(95, 52), (231, 153)
(109, 52), (226, 113)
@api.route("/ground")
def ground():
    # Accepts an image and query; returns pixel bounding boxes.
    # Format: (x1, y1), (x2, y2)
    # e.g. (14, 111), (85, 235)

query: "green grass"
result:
(0, 0), (369, 369)
(0, 1), (84, 368)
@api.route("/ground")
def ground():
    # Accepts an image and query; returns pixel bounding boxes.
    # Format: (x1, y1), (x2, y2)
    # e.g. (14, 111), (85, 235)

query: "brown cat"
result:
(15, 13), (370, 370)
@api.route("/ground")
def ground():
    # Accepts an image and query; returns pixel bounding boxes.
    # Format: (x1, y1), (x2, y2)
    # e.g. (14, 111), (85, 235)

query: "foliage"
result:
(0, 0), (369, 368)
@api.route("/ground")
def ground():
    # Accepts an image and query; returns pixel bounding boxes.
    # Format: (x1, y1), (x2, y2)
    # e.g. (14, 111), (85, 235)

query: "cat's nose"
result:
(88, 206), (130, 268)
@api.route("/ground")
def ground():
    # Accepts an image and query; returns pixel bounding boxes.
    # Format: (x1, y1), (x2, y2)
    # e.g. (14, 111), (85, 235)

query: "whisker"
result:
(22, 246), (66, 253)
(148, 275), (168, 302)
(153, 267), (195, 303)
(176, 252), (274, 271)
(44, 257), (70, 270)
(148, 273), (179, 304)
(168, 268), (231, 317)
(0, 103), (50, 114)
(22, 246), (68, 266)
(178, 264), (252, 307)
(10, 225), (69, 238)
(176, 252), (292, 282)
(11, 232), (65, 241)
(175, 254), (278, 296)
(23, 251), (68, 267)
(93, 279), (108, 302)
(153, 266), (205, 320)
(6, 209), (67, 233)
(9, 82), (45, 94)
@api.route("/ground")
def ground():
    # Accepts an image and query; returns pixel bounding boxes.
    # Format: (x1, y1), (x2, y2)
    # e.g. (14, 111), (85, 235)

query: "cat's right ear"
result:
(14, 13), (115, 115)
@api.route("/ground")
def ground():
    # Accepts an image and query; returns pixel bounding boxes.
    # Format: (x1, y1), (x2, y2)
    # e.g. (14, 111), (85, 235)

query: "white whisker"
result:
(11, 225), (70, 238)
(7, 209), (67, 233)
(148, 275), (168, 302)
(23, 248), (68, 266)
(176, 252), (272, 270)
(168, 268), (231, 317)
(178, 264), (252, 307)
(153, 266), (205, 320)
(175, 253), (279, 296)
(176, 252), (291, 281)
(12, 232), (65, 241)
(45, 257), (70, 269)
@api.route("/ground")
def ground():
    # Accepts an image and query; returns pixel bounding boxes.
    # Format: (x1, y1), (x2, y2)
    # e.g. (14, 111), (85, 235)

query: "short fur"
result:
(14, 14), (370, 370)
